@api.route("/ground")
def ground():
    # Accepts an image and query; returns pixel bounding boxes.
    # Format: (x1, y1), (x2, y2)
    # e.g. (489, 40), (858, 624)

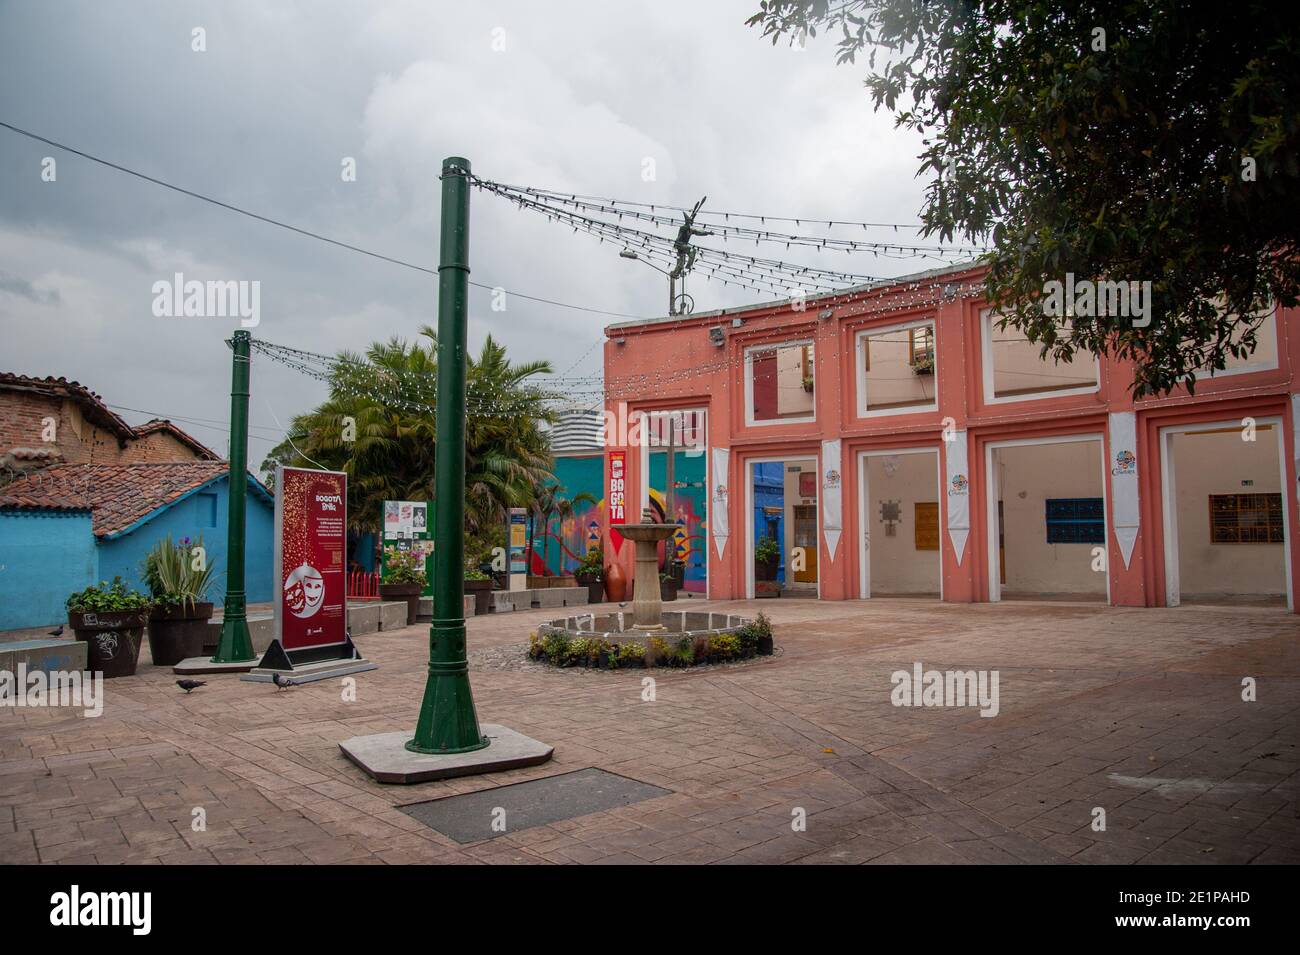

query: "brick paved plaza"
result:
(2, 598), (1297, 865)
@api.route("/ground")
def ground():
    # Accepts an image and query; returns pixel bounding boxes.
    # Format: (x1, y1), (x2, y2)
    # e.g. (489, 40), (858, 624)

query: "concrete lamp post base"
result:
(339, 724), (553, 784)
(173, 656), (259, 676)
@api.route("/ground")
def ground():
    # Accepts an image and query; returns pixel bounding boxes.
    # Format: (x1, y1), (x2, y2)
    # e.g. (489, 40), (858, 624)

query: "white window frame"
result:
(855, 317), (939, 418)
(1196, 304), (1280, 381)
(980, 308), (1101, 405)
(743, 339), (816, 427)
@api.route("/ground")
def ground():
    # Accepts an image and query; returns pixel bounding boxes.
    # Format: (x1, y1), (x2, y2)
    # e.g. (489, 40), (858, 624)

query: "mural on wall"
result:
(538, 455), (605, 576)
(538, 451), (709, 593)
(647, 448), (708, 593)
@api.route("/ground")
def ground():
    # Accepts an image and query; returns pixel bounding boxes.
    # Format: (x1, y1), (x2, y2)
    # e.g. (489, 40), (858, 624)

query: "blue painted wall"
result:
(0, 510), (97, 630)
(98, 475), (274, 607)
(753, 462), (786, 583)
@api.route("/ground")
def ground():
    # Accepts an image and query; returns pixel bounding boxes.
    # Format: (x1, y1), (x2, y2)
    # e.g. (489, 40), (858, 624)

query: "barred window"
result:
(1209, 493), (1284, 544)
(1045, 498), (1105, 544)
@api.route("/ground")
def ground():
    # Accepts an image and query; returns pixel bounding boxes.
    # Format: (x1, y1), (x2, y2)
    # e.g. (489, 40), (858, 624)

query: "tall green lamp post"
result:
(212, 329), (257, 664)
(407, 157), (489, 754)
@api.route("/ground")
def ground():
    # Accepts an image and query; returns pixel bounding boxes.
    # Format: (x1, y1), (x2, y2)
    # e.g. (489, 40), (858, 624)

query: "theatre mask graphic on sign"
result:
(284, 563), (325, 619)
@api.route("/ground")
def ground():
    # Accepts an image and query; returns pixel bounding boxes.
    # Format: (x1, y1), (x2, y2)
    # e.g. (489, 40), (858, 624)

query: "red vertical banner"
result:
(608, 450), (627, 555)
(276, 467), (348, 651)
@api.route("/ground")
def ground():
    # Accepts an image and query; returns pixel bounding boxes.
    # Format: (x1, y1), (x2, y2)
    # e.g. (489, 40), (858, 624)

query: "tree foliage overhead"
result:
(748, 1), (1300, 395)
(261, 329), (556, 537)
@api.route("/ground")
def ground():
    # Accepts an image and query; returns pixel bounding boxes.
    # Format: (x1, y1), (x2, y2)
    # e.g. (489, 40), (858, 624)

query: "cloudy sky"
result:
(0, 0), (948, 465)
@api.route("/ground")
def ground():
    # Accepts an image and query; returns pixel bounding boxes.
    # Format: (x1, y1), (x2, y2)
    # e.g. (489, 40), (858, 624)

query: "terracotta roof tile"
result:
(0, 462), (251, 537)
(0, 373), (135, 439)
(132, 419), (221, 460)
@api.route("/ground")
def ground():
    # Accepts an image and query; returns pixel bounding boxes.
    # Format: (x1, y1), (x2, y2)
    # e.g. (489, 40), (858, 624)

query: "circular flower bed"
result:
(529, 610), (774, 669)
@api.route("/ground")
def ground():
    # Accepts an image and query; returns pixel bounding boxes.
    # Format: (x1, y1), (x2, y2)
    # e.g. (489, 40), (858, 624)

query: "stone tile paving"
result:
(1, 598), (1296, 864)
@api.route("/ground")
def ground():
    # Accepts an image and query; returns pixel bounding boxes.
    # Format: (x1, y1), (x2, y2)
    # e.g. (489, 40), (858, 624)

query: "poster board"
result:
(259, 466), (359, 672)
(508, 507), (528, 591)
(381, 499), (433, 596)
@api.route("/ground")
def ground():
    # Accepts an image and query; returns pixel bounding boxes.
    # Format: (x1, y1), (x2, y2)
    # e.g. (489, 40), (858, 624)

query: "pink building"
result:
(600, 262), (1300, 612)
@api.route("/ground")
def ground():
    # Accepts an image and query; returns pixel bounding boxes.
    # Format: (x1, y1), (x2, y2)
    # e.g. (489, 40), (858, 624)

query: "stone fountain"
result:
(617, 509), (680, 630)
(537, 508), (752, 648)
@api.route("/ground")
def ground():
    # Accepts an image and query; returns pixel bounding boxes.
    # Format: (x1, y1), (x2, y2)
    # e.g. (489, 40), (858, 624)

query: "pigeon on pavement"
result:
(272, 672), (298, 690)
(175, 679), (206, 694)
(47, 625), (64, 636)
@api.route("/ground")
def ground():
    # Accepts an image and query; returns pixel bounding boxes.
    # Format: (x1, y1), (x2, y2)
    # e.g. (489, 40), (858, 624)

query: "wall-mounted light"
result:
(818, 307), (833, 320)
(730, 318), (743, 328)
(614, 337), (626, 346)
(708, 326), (725, 346)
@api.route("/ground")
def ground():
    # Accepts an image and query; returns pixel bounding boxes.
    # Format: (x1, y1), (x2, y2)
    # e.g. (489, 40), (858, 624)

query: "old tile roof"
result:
(0, 462), (268, 538)
(0, 373), (135, 439)
(133, 418), (221, 460)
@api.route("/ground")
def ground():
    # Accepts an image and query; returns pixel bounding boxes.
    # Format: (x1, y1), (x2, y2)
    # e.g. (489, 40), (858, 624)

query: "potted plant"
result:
(911, 352), (935, 376)
(754, 534), (781, 581)
(575, 546), (605, 604)
(659, 571), (679, 602)
(747, 610), (775, 656)
(142, 535), (217, 666)
(66, 578), (152, 678)
(802, 374), (815, 393)
(379, 548), (426, 626)
(464, 560), (493, 616)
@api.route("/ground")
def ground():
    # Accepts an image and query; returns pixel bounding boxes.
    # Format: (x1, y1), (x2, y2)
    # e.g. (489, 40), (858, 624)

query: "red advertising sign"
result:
(608, 450), (627, 554)
(275, 467), (347, 652)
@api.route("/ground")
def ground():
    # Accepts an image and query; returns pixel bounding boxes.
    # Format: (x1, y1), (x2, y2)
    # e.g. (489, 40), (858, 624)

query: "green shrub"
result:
(66, 577), (152, 613)
(668, 636), (694, 667)
(647, 636), (669, 667)
(754, 535), (780, 564)
(617, 641), (646, 666)
(143, 535), (217, 610)
(738, 610), (773, 655)
(541, 631), (572, 666)
(707, 632), (742, 661)
(575, 546), (603, 581)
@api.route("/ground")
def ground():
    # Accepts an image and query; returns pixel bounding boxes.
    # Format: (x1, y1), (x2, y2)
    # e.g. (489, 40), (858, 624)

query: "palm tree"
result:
(262, 329), (556, 542)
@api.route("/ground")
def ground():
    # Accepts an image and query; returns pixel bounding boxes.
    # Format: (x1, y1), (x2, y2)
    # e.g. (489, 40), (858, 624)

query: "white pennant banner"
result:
(1108, 411), (1139, 568)
(944, 430), (970, 562)
(821, 439), (843, 558)
(711, 447), (730, 559)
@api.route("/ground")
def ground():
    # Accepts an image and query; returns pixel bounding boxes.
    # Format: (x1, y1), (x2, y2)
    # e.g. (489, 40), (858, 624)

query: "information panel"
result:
(275, 467), (348, 652)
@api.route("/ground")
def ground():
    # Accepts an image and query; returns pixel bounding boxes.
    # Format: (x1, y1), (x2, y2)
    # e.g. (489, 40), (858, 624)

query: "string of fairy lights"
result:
(470, 176), (988, 301)
(249, 272), (1066, 418)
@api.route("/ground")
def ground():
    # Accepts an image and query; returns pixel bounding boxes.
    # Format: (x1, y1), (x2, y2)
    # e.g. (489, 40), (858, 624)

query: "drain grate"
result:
(399, 767), (671, 843)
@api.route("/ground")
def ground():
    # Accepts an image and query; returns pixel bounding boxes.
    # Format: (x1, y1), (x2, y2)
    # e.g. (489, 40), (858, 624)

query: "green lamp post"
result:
(212, 329), (257, 664)
(407, 157), (489, 754)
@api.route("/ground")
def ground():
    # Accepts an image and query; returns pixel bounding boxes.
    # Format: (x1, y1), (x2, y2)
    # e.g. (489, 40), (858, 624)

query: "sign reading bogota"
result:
(275, 467), (348, 652)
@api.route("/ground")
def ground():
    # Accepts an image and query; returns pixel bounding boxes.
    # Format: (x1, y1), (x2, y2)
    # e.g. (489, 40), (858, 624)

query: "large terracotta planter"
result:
(603, 562), (628, 602)
(464, 578), (492, 616)
(379, 582), (423, 626)
(68, 610), (148, 678)
(147, 601), (214, 666)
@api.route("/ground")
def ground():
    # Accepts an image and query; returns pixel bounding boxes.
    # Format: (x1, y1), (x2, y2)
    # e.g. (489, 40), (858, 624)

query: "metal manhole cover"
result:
(399, 767), (672, 843)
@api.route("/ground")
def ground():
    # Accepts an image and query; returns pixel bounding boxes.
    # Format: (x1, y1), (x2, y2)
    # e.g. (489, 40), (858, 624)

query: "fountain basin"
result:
(538, 610), (750, 643)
